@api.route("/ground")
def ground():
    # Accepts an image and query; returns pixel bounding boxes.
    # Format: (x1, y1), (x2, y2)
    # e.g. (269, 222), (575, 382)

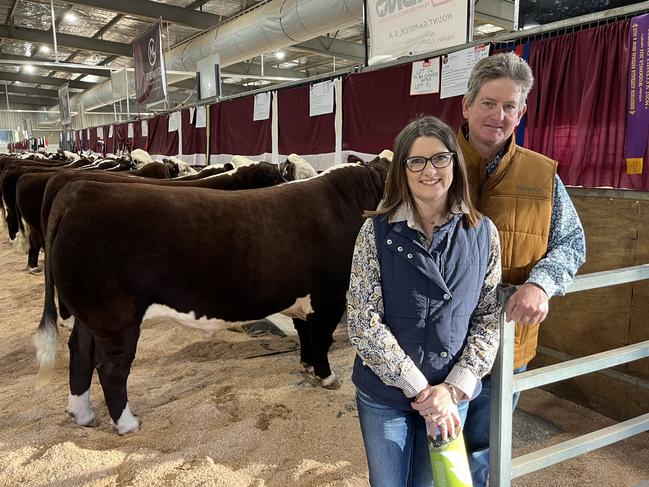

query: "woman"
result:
(347, 116), (502, 486)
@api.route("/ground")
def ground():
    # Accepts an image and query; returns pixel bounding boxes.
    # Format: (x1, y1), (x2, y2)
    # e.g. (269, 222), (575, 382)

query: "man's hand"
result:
(505, 283), (549, 324)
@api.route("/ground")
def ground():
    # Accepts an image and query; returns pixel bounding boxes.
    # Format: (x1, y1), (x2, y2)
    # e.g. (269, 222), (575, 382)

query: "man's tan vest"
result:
(458, 126), (556, 368)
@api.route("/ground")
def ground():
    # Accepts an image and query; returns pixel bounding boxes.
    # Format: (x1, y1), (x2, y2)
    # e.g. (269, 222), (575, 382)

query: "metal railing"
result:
(490, 264), (649, 486)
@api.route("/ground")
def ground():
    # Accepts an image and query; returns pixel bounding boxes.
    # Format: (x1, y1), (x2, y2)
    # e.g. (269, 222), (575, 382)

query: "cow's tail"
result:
(33, 207), (63, 380)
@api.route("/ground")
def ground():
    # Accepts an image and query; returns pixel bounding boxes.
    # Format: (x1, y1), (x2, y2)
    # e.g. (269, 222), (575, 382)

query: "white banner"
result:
(367, 0), (470, 66)
(440, 44), (490, 99)
(309, 80), (334, 117)
(127, 123), (134, 138)
(97, 126), (104, 139)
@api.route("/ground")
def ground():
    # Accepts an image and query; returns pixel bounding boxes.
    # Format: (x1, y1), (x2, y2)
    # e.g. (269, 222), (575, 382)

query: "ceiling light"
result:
(64, 12), (77, 22)
(24, 65), (35, 73)
(39, 45), (51, 53)
(275, 51), (285, 60)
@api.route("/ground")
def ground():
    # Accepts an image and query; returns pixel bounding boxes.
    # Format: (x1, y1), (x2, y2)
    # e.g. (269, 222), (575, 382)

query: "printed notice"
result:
(440, 44), (490, 99)
(141, 120), (148, 137)
(410, 58), (440, 95)
(310, 80), (334, 117)
(127, 123), (134, 138)
(168, 112), (179, 132)
(189, 107), (195, 125)
(109, 125), (113, 137)
(253, 92), (271, 121)
(97, 127), (104, 139)
(196, 106), (207, 128)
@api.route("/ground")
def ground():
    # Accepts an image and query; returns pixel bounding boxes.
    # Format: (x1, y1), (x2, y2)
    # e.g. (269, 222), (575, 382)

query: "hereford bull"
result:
(34, 157), (388, 434)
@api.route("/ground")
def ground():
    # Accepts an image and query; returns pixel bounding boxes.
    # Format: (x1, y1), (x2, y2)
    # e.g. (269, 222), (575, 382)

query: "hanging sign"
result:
(367, 0), (471, 66)
(58, 84), (71, 125)
(253, 92), (271, 121)
(410, 58), (440, 95)
(440, 44), (490, 99)
(309, 80), (334, 117)
(133, 18), (167, 105)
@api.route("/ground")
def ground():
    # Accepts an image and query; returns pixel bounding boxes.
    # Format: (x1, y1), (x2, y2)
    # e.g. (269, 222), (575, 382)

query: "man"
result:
(457, 52), (586, 486)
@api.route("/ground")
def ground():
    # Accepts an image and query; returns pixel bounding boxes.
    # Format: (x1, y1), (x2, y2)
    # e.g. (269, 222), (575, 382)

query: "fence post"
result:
(489, 284), (517, 486)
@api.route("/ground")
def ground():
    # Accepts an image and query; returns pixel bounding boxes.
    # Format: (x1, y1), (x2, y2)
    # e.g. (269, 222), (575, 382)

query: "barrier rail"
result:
(490, 264), (649, 486)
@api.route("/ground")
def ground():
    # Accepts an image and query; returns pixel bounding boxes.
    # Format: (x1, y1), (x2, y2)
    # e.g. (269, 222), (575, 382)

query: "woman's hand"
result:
(411, 384), (461, 440)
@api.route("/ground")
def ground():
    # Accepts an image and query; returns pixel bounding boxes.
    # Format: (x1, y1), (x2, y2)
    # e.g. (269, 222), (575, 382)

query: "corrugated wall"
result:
(1, 107), (115, 152)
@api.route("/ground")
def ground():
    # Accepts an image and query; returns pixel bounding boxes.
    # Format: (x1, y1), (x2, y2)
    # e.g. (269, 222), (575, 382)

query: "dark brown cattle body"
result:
(35, 158), (388, 434)
(41, 161), (299, 236)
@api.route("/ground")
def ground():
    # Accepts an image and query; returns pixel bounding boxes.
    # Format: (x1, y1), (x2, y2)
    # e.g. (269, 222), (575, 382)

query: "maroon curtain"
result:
(104, 125), (115, 154)
(182, 108), (207, 156)
(133, 120), (148, 150)
(525, 20), (649, 189)
(277, 85), (335, 155)
(343, 63), (465, 154)
(210, 97), (271, 156)
(81, 129), (90, 151)
(147, 114), (179, 156)
(113, 123), (130, 154)
(89, 127), (98, 152)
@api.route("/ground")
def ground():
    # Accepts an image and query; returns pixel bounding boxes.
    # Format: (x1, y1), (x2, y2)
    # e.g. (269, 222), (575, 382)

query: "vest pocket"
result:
(383, 290), (430, 319)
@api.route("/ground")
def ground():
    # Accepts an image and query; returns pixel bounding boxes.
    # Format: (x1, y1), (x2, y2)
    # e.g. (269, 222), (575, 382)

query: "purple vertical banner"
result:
(625, 13), (649, 174)
(133, 18), (167, 105)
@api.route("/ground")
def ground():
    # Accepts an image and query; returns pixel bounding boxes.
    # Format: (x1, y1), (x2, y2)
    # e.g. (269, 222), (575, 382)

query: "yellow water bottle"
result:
(428, 425), (474, 487)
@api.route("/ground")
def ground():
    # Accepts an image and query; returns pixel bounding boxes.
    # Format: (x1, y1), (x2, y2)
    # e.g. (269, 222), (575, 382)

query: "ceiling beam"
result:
(1, 84), (62, 98)
(3, 94), (57, 107)
(0, 24), (132, 57)
(0, 54), (111, 77)
(5, 0), (20, 24)
(187, 0), (213, 9)
(0, 72), (95, 90)
(294, 36), (364, 62)
(63, 0), (221, 30)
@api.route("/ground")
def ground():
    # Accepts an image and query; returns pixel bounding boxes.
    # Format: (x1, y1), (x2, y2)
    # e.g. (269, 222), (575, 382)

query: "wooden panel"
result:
(571, 196), (638, 274)
(532, 353), (649, 421)
(529, 190), (649, 419)
(540, 286), (631, 359)
(627, 201), (649, 381)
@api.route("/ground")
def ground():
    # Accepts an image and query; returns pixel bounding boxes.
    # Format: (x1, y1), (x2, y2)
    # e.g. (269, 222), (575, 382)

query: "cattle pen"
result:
(1, 238), (648, 486)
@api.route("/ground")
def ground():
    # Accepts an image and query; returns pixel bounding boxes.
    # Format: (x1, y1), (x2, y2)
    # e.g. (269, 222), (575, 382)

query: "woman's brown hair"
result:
(366, 116), (480, 227)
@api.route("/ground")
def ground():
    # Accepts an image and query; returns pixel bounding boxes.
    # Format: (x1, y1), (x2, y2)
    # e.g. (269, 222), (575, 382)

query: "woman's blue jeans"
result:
(356, 388), (469, 487)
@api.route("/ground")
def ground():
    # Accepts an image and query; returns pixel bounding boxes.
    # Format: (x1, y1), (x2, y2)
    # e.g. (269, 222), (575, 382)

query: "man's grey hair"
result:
(465, 52), (534, 107)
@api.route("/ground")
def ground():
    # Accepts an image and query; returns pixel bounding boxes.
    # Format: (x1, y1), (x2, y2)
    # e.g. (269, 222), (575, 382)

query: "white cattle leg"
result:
(66, 390), (97, 427)
(113, 403), (139, 435)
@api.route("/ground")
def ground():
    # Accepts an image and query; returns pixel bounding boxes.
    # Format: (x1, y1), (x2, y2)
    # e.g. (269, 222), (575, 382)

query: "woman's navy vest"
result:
(352, 213), (491, 410)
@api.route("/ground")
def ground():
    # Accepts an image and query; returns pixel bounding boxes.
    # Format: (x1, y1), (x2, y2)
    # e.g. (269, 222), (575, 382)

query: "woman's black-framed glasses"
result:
(405, 152), (454, 172)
